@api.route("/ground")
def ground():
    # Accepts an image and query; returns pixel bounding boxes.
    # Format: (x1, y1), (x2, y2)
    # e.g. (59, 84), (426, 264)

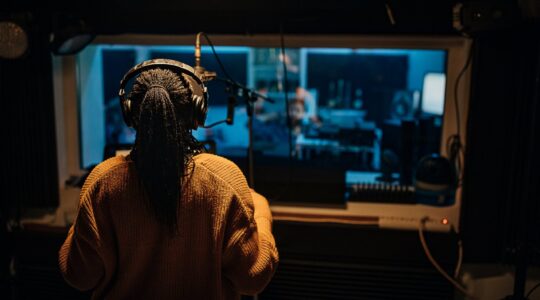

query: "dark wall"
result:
(461, 28), (540, 265)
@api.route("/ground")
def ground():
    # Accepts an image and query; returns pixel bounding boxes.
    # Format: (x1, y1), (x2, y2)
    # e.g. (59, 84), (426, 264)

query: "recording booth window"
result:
(54, 35), (472, 235)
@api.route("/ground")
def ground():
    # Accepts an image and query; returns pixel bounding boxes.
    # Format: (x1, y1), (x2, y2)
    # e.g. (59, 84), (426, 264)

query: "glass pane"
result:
(77, 43), (448, 205)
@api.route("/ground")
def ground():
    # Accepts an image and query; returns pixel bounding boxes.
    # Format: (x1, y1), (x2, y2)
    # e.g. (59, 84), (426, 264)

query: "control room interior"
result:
(2, 1), (540, 299)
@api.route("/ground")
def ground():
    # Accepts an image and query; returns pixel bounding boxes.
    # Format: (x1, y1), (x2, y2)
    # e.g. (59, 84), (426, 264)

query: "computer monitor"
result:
(421, 72), (446, 115)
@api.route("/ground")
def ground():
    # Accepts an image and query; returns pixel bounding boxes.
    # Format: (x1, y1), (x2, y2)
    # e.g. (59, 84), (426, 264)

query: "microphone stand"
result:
(216, 77), (274, 105)
(214, 77), (274, 188)
(194, 32), (273, 188)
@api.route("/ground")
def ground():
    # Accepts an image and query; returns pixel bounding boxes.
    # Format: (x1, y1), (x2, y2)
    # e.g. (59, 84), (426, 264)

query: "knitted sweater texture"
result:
(58, 153), (278, 299)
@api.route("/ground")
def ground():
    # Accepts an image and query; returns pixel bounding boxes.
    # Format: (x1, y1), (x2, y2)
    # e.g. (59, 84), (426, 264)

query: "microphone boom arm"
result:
(215, 76), (274, 104)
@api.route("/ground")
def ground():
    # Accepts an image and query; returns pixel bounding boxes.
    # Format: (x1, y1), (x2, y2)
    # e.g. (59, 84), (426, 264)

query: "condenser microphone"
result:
(194, 32), (217, 82)
(194, 32), (202, 71)
(226, 94), (236, 125)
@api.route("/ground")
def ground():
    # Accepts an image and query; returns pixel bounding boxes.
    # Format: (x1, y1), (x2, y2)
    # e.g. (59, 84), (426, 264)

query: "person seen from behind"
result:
(58, 60), (279, 299)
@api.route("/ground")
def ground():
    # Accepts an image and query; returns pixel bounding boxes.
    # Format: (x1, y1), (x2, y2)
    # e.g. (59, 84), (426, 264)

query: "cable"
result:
(527, 282), (540, 300)
(195, 32), (237, 128)
(197, 32), (257, 187)
(203, 120), (228, 128)
(418, 217), (477, 299)
(447, 134), (463, 186)
(454, 238), (463, 278)
(199, 32), (234, 82)
(448, 39), (475, 187)
(384, 2), (396, 25)
(453, 39), (474, 138)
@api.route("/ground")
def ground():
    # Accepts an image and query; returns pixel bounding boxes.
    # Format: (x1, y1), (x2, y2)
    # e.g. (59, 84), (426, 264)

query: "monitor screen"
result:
(76, 41), (450, 205)
(421, 72), (446, 115)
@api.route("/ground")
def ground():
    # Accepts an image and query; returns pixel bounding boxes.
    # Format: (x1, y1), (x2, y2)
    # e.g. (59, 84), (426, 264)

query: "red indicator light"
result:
(441, 218), (449, 225)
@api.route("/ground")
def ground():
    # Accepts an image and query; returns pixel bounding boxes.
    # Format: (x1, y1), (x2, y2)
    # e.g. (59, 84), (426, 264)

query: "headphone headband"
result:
(118, 58), (205, 100)
(118, 58), (208, 129)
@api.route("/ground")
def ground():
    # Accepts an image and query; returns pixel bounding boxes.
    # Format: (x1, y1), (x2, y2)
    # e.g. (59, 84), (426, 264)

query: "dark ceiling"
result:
(3, 0), (459, 35)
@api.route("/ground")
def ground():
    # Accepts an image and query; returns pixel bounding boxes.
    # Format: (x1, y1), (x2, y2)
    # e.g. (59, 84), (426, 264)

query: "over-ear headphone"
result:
(118, 58), (208, 129)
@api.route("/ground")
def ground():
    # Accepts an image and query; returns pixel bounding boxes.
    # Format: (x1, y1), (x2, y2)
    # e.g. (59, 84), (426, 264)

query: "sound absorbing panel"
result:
(1, 24), (59, 218)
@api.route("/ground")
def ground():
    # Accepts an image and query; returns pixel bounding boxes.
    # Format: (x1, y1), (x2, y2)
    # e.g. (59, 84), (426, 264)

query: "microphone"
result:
(226, 94), (236, 125)
(195, 32), (202, 67)
(194, 32), (216, 82)
(202, 92), (236, 128)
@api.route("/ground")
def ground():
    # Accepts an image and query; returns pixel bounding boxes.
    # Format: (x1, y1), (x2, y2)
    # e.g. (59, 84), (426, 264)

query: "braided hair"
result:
(128, 68), (203, 233)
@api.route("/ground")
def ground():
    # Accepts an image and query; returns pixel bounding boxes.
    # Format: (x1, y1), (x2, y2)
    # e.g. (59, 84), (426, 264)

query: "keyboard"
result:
(347, 183), (416, 204)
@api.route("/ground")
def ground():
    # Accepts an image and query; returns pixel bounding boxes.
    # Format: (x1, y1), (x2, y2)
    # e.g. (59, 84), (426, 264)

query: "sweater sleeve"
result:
(58, 177), (116, 291)
(222, 187), (279, 295)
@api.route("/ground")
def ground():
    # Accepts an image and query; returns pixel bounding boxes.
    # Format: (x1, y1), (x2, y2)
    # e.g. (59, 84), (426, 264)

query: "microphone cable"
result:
(197, 32), (256, 186)
(198, 33), (238, 130)
(203, 120), (228, 128)
(198, 32), (234, 82)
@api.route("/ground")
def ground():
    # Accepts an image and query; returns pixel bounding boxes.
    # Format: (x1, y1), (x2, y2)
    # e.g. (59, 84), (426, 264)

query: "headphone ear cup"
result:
(121, 98), (133, 127)
(191, 94), (208, 129)
(183, 74), (208, 129)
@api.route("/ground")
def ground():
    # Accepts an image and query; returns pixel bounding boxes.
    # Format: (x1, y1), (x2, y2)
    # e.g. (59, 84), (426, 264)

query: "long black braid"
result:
(128, 68), (203, 233)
